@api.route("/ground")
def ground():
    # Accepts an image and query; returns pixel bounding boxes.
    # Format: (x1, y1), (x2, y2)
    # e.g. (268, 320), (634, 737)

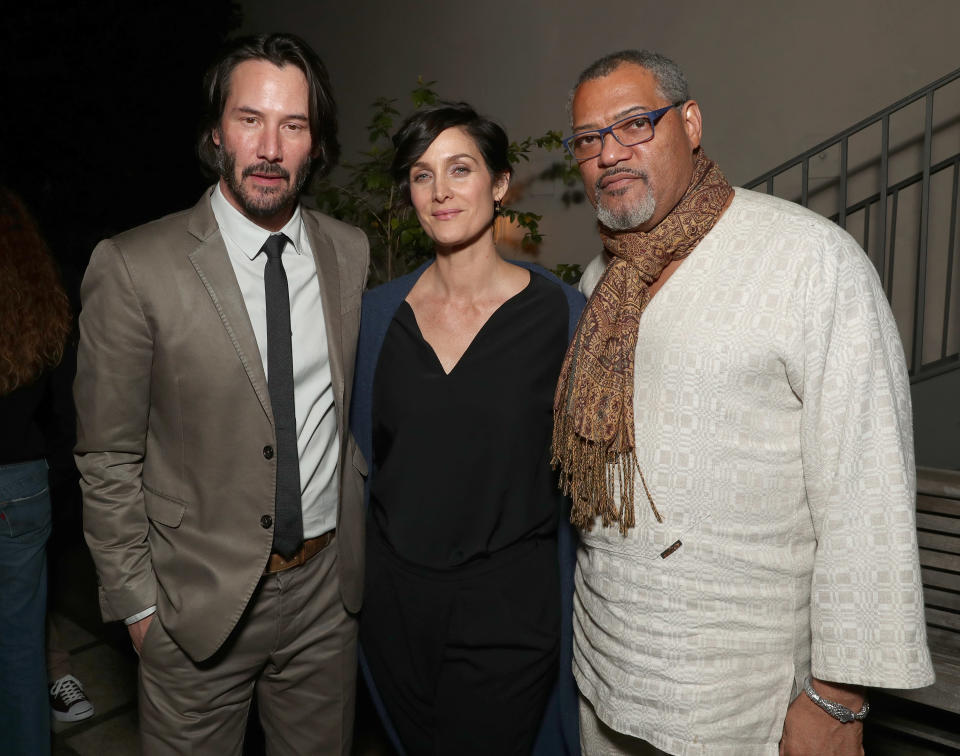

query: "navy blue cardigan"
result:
(350, 260), (584, 755)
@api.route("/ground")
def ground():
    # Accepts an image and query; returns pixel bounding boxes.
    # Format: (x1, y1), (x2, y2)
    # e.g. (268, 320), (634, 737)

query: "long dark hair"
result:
(0, 188), (71, 395)
(197, 32), (340, 180)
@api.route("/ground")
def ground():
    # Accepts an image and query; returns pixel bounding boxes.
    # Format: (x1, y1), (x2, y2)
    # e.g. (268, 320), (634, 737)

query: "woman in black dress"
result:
(352, 103), (584, 755)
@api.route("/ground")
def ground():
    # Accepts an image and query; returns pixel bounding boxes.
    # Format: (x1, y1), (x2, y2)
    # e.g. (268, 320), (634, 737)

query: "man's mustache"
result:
(243, 163), (290, 180)
(595, 168), (647, 194)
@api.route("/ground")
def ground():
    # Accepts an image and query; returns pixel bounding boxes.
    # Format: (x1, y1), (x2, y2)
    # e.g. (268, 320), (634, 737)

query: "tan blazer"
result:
(75, 190), (369, 662)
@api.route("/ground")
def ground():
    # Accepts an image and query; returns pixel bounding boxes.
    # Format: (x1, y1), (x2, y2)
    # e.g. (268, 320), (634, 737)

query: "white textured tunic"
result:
(574, 188), (934, 755)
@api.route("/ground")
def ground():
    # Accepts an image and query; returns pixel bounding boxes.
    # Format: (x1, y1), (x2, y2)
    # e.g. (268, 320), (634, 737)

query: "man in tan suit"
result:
(75, 33), (369, 754)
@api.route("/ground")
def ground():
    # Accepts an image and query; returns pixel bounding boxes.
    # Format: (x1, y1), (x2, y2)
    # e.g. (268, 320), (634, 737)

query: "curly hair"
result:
(0, 188), (71, 395)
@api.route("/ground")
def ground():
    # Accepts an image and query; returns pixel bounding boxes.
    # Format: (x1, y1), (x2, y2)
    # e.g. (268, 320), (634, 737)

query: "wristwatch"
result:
(803, 677), (869, 722)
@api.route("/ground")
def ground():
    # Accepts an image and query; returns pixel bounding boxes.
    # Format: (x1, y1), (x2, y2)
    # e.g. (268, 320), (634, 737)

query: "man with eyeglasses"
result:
(552, 50), (933, 756)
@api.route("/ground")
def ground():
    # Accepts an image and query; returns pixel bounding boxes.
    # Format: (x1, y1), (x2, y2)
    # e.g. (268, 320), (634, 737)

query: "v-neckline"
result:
(401, 273), (534, 376)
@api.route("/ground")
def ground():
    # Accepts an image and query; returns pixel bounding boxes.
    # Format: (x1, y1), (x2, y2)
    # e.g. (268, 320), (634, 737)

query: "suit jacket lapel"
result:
(186, 193), (273, 423)
(302, 211), (345, 434)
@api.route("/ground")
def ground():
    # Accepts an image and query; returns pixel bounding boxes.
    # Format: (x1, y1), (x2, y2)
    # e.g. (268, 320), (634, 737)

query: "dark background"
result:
(3, 0), (243, 282)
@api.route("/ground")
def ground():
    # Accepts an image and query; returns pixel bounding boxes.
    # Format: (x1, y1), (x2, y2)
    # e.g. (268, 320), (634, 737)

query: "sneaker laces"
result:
(51, 675), (87, 706)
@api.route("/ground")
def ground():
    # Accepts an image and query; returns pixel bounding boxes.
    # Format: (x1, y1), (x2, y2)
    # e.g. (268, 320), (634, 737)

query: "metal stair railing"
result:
(745, 68), (960, 382)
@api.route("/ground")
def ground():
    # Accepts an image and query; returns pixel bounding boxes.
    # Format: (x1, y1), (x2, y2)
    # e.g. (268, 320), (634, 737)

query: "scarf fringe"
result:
(552, 408), (662, 535)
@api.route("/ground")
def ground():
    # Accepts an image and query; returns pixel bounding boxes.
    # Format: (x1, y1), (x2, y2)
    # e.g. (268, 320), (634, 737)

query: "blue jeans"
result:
(0, 459), (52, 756)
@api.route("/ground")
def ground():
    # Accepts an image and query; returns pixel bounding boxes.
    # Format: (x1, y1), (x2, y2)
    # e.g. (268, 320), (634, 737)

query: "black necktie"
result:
(263, 233), (303, 558)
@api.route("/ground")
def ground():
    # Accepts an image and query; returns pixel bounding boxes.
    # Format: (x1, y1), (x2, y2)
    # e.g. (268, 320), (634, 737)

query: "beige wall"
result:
(241, 0), (960, 467)
(241, 0), (960, 268)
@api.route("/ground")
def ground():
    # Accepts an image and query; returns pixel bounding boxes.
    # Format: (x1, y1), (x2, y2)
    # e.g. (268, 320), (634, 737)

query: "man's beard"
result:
(217, 148), (312, 219)
(594, 168), (655, 231)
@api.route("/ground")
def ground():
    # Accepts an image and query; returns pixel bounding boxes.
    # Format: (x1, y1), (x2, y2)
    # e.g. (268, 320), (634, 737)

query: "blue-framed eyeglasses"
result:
(563, 102), (685, 161)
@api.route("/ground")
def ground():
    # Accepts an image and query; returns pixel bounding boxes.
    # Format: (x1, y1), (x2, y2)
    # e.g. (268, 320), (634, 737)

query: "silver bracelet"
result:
(803, 677), (869, 722)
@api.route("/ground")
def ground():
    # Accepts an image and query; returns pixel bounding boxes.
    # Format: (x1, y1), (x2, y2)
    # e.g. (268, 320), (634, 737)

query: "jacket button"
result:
(261, 515), (273, 529)
(262, 445), (274, 459)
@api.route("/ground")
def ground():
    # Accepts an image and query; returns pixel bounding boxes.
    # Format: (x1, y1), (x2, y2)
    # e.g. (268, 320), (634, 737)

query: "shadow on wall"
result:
(912, 370), (960, 470)
(746, 72), (960, 381)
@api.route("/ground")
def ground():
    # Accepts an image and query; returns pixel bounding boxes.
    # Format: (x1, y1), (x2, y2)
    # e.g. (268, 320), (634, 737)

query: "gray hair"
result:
(567, 50), (689, 125)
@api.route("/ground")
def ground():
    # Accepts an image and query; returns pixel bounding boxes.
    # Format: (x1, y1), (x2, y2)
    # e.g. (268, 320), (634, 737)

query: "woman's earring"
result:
(494, 199), (502, 216)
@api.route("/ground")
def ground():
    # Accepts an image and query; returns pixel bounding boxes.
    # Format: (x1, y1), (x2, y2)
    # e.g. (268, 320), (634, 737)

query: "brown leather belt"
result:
(265, 529), (336, 574)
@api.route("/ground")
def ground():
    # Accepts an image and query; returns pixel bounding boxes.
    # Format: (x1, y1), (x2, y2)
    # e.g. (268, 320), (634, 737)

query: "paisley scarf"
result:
(552, 149), (733, 533)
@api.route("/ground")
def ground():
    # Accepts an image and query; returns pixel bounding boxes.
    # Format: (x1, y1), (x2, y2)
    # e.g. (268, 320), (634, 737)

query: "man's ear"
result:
(212, 127), (222, 148)
(679, 100), (703, 151)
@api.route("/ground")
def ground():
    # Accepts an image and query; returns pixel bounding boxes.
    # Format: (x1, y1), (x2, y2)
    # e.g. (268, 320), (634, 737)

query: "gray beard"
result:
(596, 194), (655, 231)
(594, 169), (655, 231)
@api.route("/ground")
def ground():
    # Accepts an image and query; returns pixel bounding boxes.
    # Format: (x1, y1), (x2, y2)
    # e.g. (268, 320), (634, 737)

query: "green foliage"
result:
(552, 263), (584, 285)
(535, 131), (585, 208)
(313, 78), (585, 287)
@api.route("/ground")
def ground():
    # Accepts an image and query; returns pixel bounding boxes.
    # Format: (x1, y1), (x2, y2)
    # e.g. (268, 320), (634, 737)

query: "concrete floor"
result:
(49, 613), (138, 755)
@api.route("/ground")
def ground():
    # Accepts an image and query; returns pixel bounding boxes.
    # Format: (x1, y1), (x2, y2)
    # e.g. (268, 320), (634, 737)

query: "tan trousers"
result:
(580, 694), (671, 756)
(137, 539), (357, 755)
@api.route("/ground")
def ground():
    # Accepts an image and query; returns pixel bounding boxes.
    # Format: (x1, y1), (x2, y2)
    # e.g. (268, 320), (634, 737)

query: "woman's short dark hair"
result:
(197, 33), (340, 180)
(391, 102), (512, 206)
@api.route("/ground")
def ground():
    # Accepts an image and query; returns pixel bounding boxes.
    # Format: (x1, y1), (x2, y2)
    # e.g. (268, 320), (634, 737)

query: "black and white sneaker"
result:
(50, 674), (95, 723)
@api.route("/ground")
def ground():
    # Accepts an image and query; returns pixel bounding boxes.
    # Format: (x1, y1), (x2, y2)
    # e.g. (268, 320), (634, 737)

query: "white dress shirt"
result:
(211, 184), (339, 539)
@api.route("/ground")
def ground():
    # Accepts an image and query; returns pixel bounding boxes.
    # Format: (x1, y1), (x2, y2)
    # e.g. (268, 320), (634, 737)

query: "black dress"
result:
(362, 272), (569, 755)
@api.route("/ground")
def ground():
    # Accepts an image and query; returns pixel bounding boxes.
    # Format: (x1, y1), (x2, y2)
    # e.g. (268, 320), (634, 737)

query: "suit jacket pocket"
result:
(142, 483), (187, 527)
